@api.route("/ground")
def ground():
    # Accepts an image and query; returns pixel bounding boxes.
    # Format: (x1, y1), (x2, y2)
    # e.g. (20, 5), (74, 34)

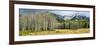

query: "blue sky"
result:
(19, 8), (90, 17)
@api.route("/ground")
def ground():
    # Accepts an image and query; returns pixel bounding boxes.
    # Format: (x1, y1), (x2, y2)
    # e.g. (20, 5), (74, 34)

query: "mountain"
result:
(35, 11), (89, 21)
(20, 9), (89, 21)
(49, 13), (64, 22)
(63, 15), (74, 20)
(71, 14), (89, 20)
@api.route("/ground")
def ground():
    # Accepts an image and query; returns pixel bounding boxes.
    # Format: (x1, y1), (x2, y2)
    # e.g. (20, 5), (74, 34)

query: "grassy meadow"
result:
(19, 28), (89, 36)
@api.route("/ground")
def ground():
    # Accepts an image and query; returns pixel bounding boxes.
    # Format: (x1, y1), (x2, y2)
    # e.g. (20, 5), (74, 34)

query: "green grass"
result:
(19, 28), (90, 36)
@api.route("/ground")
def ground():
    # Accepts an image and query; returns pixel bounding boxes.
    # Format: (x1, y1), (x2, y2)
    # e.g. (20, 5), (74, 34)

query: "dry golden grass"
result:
(19, 28), (90, 36)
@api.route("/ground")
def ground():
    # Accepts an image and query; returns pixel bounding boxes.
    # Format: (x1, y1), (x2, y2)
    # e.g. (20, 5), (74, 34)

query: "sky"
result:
(19, 8), (90, 17)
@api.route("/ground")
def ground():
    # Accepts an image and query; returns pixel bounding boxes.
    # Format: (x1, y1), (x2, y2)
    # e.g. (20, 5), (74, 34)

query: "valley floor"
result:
(19, 28), (90, 36)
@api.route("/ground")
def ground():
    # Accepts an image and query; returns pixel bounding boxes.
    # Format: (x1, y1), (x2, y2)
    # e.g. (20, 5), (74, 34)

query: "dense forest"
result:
(19, 11), (90, 33)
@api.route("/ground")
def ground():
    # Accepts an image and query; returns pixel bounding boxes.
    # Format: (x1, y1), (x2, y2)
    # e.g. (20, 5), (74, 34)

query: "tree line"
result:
(19, 12), (58, 32)
(19, 11), (89, 32)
